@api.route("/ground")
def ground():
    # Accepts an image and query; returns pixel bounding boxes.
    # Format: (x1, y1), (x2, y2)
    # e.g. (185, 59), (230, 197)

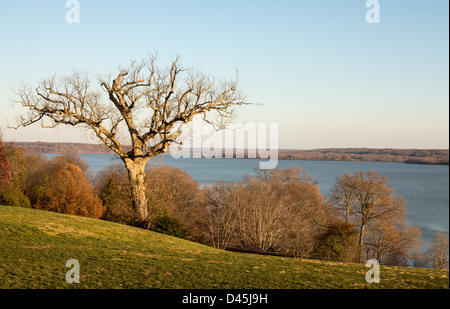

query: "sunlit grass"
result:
(0, 206), (448, 289)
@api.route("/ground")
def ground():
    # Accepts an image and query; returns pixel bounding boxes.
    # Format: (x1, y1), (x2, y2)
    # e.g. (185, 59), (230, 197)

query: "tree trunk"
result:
(124, 158), (148, 223)
(357, 224), (366, 263)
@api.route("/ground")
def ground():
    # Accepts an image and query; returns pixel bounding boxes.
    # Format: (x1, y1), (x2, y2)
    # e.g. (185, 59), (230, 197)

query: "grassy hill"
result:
(0, 206), (448, 289)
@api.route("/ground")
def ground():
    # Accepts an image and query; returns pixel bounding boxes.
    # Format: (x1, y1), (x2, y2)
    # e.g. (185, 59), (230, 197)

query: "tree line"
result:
(1, 138), (448, 269)
(278, 148), (449, 165)
(7, 142), (449, 166)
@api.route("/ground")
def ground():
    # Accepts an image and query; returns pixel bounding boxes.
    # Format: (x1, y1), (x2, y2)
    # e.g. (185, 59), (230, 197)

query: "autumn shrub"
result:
(35, 163), (104, 218)
(22, 153), (91, 206)
(0, 144), (30, 208)
(0, 137), (11, 187)
(145, 166), (204, 239)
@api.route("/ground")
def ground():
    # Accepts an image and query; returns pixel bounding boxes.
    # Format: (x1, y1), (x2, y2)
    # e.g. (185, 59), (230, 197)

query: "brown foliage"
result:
(0, 144), (30, 207)
(22, 153), (90, 206)
(145, 166), (203, 237)
(95, 164), (134, 225)
(35, 163), (104, 218)
(202, 181), (241, 249)
(258, 167), (330, 257)
(201, 167), (330, 257)
(0, 138), (11, 186)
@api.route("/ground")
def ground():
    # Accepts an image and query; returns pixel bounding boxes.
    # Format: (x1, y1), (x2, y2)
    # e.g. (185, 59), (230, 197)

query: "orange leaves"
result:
(35, 163), (105, 219)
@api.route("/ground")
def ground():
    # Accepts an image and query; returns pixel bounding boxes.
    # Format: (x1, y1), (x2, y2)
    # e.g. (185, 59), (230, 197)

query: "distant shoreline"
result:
(6, 141), (449, 166)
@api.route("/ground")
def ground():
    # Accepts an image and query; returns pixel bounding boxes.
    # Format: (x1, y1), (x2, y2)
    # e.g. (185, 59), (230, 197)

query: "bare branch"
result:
(14, 53), (252, 162)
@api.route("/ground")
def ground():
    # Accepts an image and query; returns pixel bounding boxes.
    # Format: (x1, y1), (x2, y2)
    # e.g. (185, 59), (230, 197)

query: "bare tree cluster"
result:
(427, 232), (449, 269)
(201, 167), (331, 257)
(413, 232), (449, 269)
(331, 170), (422, 265)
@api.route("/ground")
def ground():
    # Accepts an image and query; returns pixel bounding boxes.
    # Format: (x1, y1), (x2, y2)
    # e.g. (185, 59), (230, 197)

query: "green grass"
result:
(0, 205), (448, 289)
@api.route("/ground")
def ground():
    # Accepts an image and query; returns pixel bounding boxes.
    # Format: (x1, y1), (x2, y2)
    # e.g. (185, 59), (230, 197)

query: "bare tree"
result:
(365, 219), (421, 266)
(258, 167), (328, 257)
(234, 178), (286, 253)
(332, 170), (407, 263)
(13, 54), (247, 222)
(202, 181), (241, 250)
(427, 231), (449, 270)
(331, 173), (358, 224)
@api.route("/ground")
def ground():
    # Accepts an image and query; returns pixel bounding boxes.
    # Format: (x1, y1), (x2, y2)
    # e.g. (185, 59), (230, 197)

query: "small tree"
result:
(203, 181), (241, 249)
(234, 179), (286, 252)
(95, 164), (134, 225)
(332, 170), (408, 263)
(265, 167), (328, 258)
(14, 54), (248, 223)
(427, 231), (449, 270)
(331, 173), (358, 224)
(365, 219), (421, 266)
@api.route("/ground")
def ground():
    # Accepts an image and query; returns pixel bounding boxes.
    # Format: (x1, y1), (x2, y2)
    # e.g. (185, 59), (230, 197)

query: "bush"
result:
(34, 163), (105, 218)
(0, 185), (31, 208)
(313, 222), (356, 262)
(95, 164), (134, 225)
(0, 144), (30, 208)
(151, 215), (187, 239)
(145, 166), (203, 239)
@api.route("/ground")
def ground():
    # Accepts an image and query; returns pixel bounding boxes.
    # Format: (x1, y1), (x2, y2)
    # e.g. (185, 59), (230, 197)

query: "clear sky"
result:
(0, 0), (448, 149)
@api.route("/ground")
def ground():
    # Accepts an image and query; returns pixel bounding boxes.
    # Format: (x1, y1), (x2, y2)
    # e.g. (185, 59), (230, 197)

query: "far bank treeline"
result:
(0, 139), (448, 270)
(7, 142), (450, 165)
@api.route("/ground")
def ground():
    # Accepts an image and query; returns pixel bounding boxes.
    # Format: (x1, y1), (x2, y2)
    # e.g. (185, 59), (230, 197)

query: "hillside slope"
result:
(0, 206), (448, 289)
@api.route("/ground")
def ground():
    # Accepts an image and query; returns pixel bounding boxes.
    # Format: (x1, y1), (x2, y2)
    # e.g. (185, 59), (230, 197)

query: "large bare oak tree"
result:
(14, 54), (247, 222)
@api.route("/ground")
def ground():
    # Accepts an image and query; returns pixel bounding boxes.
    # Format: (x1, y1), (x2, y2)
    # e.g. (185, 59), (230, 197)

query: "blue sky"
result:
(0, 0), (448, 149)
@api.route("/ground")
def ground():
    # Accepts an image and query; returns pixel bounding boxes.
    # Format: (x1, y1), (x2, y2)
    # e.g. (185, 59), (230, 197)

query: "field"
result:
(0, 206), (448, 289)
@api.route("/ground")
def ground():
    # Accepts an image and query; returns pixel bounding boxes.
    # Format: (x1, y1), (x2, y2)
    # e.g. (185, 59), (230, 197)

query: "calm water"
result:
(45, 153), (449, 247)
